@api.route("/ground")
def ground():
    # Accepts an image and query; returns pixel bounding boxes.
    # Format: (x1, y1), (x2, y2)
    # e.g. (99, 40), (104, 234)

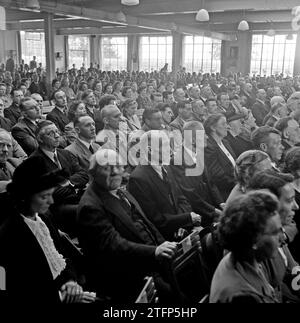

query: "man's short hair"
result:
(248, 169), (294, 198)
(36, 120), (55, 137)
(73, 114), (90, 128)
(81, 89), (94, 101)
(162, 91), (173, 100)
(217, 92), (228, 101)
(274, 116), (293, 134)
(142, 108), (160, 123)
(99, 95), (116, 110)
(205, 98), (217, 107)
(19, 97), (35, 111)
(156, 103), (171, 112)
(177, 100), (191, 111)
(251, 126), (281, 149)
(150, 92), (162, 101)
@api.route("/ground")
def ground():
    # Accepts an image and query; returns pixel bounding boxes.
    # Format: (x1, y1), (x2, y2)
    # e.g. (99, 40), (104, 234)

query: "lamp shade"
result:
(121, 0), (139, 5)
(238, 20), (249, 31)
(266, 29), (276, 37)
(196, 9), (209, 22)
(25, 0), (40, 10)
(0, 6), (6, 31)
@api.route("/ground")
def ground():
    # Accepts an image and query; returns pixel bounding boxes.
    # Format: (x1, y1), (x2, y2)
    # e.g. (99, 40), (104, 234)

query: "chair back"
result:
(164, 231), (210, 303)
(135, 276), (159, 303)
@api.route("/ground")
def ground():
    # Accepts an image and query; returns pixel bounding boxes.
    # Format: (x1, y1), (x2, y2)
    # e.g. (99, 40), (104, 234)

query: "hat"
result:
(226, 111), (245, 123)
(7, 156), (66, 199)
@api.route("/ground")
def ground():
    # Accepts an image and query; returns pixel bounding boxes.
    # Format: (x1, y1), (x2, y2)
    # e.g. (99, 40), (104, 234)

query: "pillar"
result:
(44, 13), (55, 93)
(293, 33), (300, 76)
(127, 34), (139, 71)
(172, 31), (183, 73)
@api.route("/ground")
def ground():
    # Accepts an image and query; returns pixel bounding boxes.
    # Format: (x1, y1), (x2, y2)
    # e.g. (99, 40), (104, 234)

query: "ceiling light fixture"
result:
(121, 0), (139, 5)
(238, 20), (249, 31)
(196, 0), (209, 22)
(24, 0), (40, 10)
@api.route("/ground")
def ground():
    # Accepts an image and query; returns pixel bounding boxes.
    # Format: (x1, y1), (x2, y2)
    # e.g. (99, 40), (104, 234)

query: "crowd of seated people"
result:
(2, 62), (300, 304)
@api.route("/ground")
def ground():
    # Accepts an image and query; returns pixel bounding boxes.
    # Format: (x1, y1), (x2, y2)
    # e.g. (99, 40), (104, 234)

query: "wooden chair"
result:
(135, 276), (159, 303)
(164, 230), (210, 303)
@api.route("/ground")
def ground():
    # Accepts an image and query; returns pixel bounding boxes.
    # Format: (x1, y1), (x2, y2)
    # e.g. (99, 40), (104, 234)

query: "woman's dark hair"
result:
(218, 190), (279, 259)
(284, 147), (300, 178)
(203, 113), (225, 136)
(98, 95), (116, 110)
(78, 81), (88, 92)
(121, 99), (137, 116)
(248, 169), (294, 198)
(103, 83), (112, 93)
(67, 100), (85, 122)
(121, 86), (132, 97)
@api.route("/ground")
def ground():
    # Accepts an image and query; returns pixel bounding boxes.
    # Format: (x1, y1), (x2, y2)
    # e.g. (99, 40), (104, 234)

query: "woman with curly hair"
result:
(226, 150), (272, 204)
(210, 190), (282, 303)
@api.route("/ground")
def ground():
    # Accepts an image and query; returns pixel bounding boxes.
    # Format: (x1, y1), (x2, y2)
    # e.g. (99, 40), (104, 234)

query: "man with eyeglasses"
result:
(11, 98), (41, 155)
(30, 120), (89, 236)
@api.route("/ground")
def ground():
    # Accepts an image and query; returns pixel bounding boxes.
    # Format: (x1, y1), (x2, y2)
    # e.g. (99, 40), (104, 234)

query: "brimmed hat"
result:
(7, 156), (67, 199)
(226, 111), (246, 123)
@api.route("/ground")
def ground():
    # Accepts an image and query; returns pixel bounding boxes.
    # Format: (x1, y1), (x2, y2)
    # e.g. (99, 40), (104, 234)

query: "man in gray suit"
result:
(65, 115), (100, 170)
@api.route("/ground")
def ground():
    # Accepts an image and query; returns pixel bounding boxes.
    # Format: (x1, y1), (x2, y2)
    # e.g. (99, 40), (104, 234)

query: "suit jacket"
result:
(65, 139), (100, 170)
(46, 106), (69, 133)
(11, 118), (38, 156)
(170, 147), (223, 226)
(204, 136), (236, 201)
(170, 116), (185, 133)
(251, 100), (269, 126)
(31, 147), (89, 204)
(128, 165), (193, 240)
(0, 204), (77, 304)
(210, 252), (279, 303)
(4, 103), (21, 126)
(225, 132), (253, 158)
(0, 116), (12, 131)
(77, 183), (165, 301)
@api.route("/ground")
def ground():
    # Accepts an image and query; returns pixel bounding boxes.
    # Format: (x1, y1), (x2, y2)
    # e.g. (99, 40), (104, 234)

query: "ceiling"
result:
(0, 0), (299, 40)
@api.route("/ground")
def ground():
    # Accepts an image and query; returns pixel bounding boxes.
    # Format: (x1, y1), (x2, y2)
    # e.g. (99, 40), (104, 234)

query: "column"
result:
(17, 31), (22, 65)
(44, 13), (55, 93)
(172, 31), (182, 73)
(293, 33), (300, 76)
(64, 35), (69, 70)
(127, 35), (138, 71)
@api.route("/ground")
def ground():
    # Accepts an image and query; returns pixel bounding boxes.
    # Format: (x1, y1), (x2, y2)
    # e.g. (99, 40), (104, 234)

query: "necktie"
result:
(117, 189), (131, 212)
(0, 163), (9, 180)
(53, 152), (62, 169)
(161, 166), (169, 183)
(89, 145), (94, 154)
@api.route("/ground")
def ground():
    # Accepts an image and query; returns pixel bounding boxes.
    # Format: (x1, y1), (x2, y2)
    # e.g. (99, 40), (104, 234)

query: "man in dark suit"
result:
(11, 97), (40, 156)
(31, 120), (89, 235)
(46, 90), (69, 133)
(170, 121), (223, 226)
(77, 148), (177, 302)
(4, 89), (24, 126)
(66, 115), (100, 170)
(251, 89), (269, 126)
(128, 130), (202, 240)
(170, 100), (193, 133)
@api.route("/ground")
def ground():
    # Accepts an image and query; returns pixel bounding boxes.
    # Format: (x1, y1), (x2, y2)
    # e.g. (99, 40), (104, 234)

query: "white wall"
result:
(0, 30), (18, 64)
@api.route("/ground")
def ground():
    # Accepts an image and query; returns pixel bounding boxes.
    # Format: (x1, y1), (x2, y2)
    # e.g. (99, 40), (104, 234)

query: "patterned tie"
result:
(53, 152), (62, 170)
(89, 145), (94, 154)
(117, 189), (131, 212)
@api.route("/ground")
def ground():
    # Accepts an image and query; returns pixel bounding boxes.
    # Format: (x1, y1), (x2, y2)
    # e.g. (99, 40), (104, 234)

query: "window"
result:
(20, 31), (46, 67)
(101, 37), (127, 71)
(139, 36), (172, 71)
(182, 36), (221, 73)
(250, 34), (297, 76)
(68, 36), (90, 69)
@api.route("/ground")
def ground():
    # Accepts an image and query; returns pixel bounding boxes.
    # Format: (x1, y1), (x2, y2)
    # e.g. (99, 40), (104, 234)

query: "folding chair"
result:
(135, 276), (159, 303)
(164, 231), (210, 303)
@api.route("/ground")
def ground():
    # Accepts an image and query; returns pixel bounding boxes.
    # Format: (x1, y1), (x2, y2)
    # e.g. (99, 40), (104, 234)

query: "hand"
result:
(214, 208), (223, 218)
(220, 203), (226, 210)
(80, 291), (97, 303)
(60, 281), (83, 303)
(190, 212), (202, 225)
(155, 241), (177, 261)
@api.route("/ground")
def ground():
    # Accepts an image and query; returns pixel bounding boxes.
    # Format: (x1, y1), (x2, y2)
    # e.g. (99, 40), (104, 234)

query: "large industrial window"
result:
(182, 36), (221, 73)
(20, 31), (46, 68)
(68, 36), (90, 69)
(101, 36), (127, 71)
(250, 34), (297, 76)
(139, 36), (172, 71)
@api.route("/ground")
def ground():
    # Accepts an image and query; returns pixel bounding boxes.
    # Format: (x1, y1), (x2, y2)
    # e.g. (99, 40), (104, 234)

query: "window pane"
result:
(101, 36), (127, 70)
(182, 35), (221, 73)
(250, 34), (297, 76)
(68, 36), (90, 68)
(20, 31), (46, 68)
(139, 36), (173, 71)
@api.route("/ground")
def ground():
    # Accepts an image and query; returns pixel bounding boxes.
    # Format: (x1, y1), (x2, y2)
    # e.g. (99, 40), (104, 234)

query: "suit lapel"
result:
(209, 137), (234, 168)
(24, 118), (37, 137)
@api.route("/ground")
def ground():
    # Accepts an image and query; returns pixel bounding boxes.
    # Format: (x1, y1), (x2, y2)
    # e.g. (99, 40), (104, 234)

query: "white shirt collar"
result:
(151, 165), (163, 180)
(77, 137), (92, 149)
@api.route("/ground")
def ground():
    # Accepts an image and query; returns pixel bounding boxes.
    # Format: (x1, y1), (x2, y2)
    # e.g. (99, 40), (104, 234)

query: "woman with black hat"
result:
(0, 155), (95, 304)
